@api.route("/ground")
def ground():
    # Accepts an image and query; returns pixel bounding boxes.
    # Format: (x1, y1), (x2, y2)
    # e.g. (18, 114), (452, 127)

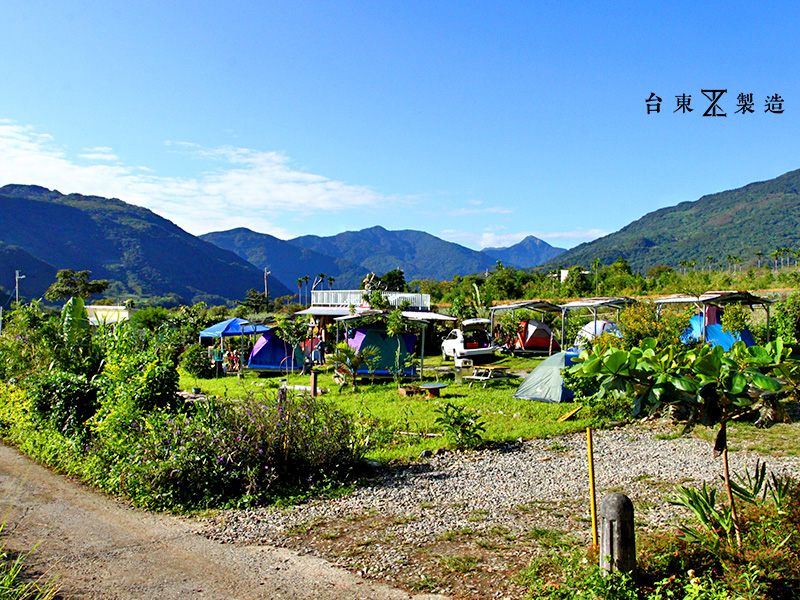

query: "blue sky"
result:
(2, 1), (799, 250)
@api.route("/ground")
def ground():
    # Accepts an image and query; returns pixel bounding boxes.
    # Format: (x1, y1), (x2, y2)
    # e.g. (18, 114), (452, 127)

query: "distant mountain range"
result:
(202, 226), (565, 291)
(0, 185), (292, 305)
(481, 235), (566, 268)
(538, 168), (800, 273)
(7, 167), (795, 305)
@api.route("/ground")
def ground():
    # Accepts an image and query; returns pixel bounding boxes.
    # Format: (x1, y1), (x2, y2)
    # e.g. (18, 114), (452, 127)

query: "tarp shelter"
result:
(574, 319), (620, 347)
(247, 331), (305, 371)
(198, 318), (270, 340)
(683, 314), (756, 351)
(345, 324), (417, 376)
(654, 291), (773, 345)
(513, 351), (579, 402)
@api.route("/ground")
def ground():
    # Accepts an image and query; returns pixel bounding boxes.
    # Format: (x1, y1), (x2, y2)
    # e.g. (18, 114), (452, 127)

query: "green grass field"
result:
(179, 353), (593, 462)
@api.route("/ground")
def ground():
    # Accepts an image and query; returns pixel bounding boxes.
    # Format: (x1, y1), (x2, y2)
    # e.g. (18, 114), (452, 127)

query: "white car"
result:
(441, 318), (495, 360)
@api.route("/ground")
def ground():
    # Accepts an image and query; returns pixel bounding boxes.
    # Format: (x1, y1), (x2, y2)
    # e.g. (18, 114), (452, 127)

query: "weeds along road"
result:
(0, 443), (445, 600)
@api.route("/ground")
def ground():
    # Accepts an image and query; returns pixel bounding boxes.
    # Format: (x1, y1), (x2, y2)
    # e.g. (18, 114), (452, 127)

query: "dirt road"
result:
(0, 443), (446, 600)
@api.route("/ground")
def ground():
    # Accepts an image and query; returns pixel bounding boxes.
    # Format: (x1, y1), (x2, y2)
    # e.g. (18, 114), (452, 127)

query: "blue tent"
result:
(198, 318), (270, 338)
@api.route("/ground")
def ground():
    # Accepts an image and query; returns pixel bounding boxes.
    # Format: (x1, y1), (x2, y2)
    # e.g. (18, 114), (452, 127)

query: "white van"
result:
(441, 318), (495, 360)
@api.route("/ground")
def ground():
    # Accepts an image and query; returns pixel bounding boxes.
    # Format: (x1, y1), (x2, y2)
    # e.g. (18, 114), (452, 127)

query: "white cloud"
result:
(79, 147), (119, 162)
(0, 122), (397, 236)
(449, 205), (514, 216)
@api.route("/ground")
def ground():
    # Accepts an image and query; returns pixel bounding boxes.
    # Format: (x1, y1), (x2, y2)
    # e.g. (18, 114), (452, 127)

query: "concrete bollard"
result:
(599, 493), (636, 575)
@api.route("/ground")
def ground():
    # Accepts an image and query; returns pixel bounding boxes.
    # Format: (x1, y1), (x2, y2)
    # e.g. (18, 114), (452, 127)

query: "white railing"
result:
(311, 290), (430, 309)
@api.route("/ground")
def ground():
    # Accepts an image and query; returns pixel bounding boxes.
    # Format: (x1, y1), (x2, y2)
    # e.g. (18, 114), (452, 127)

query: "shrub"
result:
(25, 370), (98, 435)
(99, 347), (180, 413)
(772, 292), (800, 343)
(617, 302), (692, 350)
(180, 343), (213, 379)
(103, 388), (365, 510)
(434, 402), (486, 449)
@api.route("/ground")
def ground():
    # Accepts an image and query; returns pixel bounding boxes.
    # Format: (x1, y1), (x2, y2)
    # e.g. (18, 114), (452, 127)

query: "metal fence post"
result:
(599, 492), (636, 575)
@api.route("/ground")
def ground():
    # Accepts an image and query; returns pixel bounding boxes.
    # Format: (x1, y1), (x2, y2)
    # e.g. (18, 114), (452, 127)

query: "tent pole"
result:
(420, 323), (426, 380)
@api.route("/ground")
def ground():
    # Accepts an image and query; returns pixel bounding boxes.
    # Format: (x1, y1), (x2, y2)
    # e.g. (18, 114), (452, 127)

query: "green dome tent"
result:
(512, 351), (578, 403)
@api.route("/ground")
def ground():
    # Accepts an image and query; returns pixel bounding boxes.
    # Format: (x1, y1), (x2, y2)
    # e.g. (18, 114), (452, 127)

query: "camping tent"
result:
(199, 318), (270, 339)
(247, 331), (305, 372)
(513, 351), (579, 402)
(574, 319), (620, 348)
(683, 313), (755, 351)
(512, 319), (560, 353)
(346, 324), (417, 375)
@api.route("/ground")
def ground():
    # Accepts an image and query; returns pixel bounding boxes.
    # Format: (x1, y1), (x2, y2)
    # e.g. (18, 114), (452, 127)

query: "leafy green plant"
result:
(720, 303), (752, 335)
(325, 342), (379, 391)
(433, 402), (485, 449)
(25, 370), (98, 435)
(180, 343), (213, 379)
(568, 337), (790, 546)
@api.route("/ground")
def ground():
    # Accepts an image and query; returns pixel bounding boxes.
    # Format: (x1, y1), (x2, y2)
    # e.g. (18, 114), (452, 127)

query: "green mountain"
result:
(0, 185), (291, 305)
(539, 169), (800, 272)
(481, 235), (565, 268)
(200, 228), (367, 290)
(288, 226), (500, 282)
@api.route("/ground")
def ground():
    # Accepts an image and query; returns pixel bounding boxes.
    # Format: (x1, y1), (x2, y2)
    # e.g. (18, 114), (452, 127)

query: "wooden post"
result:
(587, 427), (598, 548)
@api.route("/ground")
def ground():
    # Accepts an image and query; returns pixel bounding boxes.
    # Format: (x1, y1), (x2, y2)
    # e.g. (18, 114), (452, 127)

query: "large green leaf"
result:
(745, 368), (783, 392)
(602, 351), (629, 375)
(61, 296), (90, 345)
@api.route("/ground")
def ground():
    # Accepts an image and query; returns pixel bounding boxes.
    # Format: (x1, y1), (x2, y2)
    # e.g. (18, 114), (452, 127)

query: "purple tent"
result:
(247, 331), (304, 371)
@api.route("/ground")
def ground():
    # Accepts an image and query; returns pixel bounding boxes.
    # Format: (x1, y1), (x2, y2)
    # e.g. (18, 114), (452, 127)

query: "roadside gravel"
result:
(203, 422), (800, 598)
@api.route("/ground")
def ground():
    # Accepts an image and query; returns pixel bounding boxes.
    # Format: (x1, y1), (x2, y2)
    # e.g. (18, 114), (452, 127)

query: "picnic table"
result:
(419, 382), (449, 398)
(463, 365), (518, 388)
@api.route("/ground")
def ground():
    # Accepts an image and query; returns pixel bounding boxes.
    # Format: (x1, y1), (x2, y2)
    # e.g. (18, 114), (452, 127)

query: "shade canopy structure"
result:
(654, 290), (773, 344)
(198, 318), (271, 339)
(559, 297), (637, 349)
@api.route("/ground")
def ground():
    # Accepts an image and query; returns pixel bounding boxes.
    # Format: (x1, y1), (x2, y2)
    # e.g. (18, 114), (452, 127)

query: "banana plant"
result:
(569, 337), (788, 547)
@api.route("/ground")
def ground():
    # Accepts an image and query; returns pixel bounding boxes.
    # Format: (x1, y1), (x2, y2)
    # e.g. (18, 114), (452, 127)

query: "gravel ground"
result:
(202, 422), (800, 598)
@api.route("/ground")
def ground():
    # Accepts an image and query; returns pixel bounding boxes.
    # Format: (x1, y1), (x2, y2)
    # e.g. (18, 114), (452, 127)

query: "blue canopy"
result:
(199, 318), (271, 338)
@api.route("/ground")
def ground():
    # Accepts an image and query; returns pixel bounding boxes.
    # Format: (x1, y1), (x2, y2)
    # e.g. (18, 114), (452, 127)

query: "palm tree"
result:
(591, 258), (601, 294)
(302, 275), (310, 305)
(326, 342), (379, 391)
(705, 256), (715, 272)
(327, 275), (335, 289)
(755, 251), (763, 268)
(296, 278), (303, 304)
(771, 249), (781, 271)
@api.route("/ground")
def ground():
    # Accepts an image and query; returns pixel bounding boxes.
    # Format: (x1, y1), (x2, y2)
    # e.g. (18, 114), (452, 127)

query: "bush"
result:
(772, 292), (800, 343)
(617, 302), (692, 350)
(180, 343), (213, 379)
(99, 347), (180, 413)
(103, 388), (365, 510)
(25, 370), (98, 435)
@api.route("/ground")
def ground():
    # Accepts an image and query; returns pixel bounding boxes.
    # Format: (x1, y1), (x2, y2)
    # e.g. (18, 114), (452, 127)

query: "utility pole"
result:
(15, 270), (25, 306)
(264, 269), (271, 298)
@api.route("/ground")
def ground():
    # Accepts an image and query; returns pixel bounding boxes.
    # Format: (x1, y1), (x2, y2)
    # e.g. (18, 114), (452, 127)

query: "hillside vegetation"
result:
(541, 168), (800, 272)
(0, 185), (291, 305)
